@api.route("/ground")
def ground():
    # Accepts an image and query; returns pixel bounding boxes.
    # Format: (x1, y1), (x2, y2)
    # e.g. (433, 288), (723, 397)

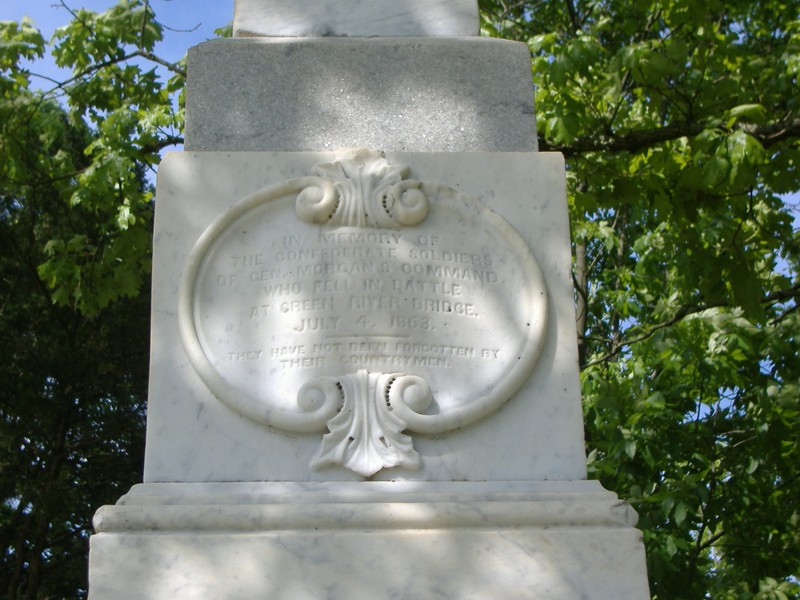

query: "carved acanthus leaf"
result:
(295, 149), (429, 228)
(309, 370), (429, 477)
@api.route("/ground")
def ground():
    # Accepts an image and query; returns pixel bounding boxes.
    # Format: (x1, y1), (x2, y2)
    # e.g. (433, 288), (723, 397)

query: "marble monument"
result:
(88, 1), (650, 598)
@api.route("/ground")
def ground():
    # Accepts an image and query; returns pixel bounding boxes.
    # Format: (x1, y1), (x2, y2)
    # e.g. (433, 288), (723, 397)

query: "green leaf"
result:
(674, 502), (688, 525)
(728, 103), (768, 125)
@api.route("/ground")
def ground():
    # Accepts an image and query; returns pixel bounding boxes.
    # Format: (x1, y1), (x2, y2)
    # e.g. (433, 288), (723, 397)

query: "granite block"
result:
(184, 38), (538, 152)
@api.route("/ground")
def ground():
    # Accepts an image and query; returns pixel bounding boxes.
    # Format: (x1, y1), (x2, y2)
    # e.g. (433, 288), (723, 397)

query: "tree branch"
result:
(697, 529), (726, 552)
(743, 116), (800, 148)
(574, 242), (588, 368)
(132, 49), (186, 79)
(540, 117), (800, 157)
(39, 49), (186, 106)
(564, 0), (581, 32)
(139, 0), (151, 51)
(582, 283), (800, 369)
(138, 135), (184, 154)
(540, 122), (707, 156)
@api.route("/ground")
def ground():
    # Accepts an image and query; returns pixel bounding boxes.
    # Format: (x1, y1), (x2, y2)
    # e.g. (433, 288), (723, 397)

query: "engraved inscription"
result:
(201, 228), (501, 376)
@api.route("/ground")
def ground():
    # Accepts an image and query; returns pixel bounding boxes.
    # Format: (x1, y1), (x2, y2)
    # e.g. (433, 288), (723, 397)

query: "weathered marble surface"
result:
(89, 481), (650, 599)
(233, 0), (479, 37)
(144, 151), (585, 483)
(184, 38), (537, 152)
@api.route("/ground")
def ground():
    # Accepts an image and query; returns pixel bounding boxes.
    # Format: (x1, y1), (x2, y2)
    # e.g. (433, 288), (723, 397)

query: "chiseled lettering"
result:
(230, 253), (264, 267)
(362, 278), (383, 291)
(410, 298), (477, 317)
(312, 342), (343, 354)
(250, 304), (271, 319)
(228, 350), (263, 361)
(270, 345), (306, 358)
(283, 234), (304, 247)
(293, 316), (340, 333)
(318, 231), (402, 245)
(393, 342), (475, 357)
(279, 356), (326, 369)
(416, 235), (440, 245)
(295, 262), (378, 276)
(340, 354), (451, 368)
(349, 295), (399, 310)
(400, 263), (497, 283)
(406, 249), (493, 267)
(263, 282), (302, 296)
(349, 341), (387, 353)
(277, 246), (397, 261)
(389, 315), (431, 330)
(392, 279), (463, 296)
(250, 268), (283, 282)
(313, 279), (353, 293)
(280, 297), (334, 312)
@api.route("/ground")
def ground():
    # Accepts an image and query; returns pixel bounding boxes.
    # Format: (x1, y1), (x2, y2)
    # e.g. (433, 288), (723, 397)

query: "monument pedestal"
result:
(88, 1), (651, 595)
(90, 481), (648, 599)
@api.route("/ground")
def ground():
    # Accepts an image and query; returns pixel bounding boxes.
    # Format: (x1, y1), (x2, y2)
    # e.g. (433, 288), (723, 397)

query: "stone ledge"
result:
(93, 481), (638, 533)
(117, 479), (614, 504)
(89, 499), (651, 599)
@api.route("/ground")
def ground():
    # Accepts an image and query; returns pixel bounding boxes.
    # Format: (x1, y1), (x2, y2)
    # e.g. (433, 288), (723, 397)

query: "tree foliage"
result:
(1, 0), (799, 598)
(1, 2), (174, 597)
(480, 0), (800, 598)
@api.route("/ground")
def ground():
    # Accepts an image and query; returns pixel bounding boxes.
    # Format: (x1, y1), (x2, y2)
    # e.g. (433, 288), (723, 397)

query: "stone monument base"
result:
(89, 481), (649, 599)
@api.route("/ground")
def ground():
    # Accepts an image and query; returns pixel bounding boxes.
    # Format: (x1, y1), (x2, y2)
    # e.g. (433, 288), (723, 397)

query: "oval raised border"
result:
(178, 170), (548, 436)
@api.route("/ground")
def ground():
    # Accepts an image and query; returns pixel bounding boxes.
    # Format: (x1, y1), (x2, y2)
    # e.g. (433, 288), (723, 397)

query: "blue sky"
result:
(1, 1), (235, 166)
(2, 0), (234, 81)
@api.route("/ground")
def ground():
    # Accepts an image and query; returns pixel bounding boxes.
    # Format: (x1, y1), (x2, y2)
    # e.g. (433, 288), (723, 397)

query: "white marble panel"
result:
(145, 151), (586, 482)
(233, 0), (479, 37)
(91, 529), (650, 599)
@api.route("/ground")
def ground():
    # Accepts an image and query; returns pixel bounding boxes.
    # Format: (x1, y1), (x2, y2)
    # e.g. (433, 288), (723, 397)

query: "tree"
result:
(1, 6), (170, 598)
(1, 0), (799, 598)
(480, 0), (800, 598)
